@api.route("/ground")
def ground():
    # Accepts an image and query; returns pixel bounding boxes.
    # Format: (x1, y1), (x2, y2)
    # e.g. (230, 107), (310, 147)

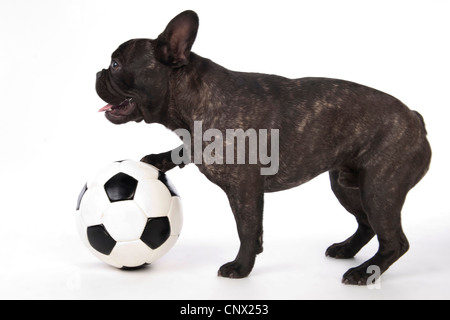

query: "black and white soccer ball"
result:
(76, 160), (182, 269)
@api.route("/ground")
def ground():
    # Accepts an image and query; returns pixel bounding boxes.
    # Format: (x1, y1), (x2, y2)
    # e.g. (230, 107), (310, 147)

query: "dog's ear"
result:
(155, 10), (199, 68)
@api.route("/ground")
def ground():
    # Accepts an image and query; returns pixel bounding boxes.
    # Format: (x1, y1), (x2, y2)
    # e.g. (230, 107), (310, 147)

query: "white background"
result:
(1, 0), (449, 300)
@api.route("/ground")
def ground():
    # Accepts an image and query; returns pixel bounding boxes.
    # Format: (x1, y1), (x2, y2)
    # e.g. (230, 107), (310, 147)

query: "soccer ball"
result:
(76, 160), (182, 269)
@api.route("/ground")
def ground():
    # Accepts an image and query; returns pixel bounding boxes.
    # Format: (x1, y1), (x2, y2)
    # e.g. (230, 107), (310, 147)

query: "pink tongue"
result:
(99, 104), (113, 112)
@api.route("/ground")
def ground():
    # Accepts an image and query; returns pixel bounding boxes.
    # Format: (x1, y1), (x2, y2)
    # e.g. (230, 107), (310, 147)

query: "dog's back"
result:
(170, 55), (431, 192)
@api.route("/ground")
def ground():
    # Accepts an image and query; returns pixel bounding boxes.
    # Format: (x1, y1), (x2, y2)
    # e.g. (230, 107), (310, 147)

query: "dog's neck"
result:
(163, 53), (230, 132)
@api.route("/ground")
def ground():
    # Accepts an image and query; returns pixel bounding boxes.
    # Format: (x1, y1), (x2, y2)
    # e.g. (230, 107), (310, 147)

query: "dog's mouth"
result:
(99, 98), (136, 116)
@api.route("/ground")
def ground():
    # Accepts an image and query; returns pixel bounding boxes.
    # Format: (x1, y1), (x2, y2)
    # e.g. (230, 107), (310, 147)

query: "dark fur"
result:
(96, 11), (432, 284)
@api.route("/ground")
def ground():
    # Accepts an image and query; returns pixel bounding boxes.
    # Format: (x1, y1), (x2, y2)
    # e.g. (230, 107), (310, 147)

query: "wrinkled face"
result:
(96, 39), (170, 124)
(96, 10), (199, 125)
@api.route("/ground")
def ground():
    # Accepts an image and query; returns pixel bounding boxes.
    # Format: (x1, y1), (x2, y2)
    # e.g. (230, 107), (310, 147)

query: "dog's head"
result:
(96, 10), (199, 124)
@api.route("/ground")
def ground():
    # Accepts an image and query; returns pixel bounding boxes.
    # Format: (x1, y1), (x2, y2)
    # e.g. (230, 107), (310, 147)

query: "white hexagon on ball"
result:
(78, 185), (111, 227)
(102, 201), (148, 242)
(134, 179), (172, 218)
(109, 240), (154, 269)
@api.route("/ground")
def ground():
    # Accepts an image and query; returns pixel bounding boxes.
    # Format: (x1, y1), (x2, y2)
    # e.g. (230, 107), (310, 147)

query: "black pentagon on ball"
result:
(104, 172), (138, 202)
(76, 183), (88, 210)
(87, 225), (117, 255)
(140, 217), (171, 249)
(158, 171), (179, 197)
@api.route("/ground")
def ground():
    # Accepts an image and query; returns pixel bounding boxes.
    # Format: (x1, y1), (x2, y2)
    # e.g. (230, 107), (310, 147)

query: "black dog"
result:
(96, 10), (431, 285)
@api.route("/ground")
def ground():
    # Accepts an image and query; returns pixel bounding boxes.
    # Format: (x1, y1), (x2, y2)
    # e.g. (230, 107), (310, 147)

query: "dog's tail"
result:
(413, 111), (428, 135)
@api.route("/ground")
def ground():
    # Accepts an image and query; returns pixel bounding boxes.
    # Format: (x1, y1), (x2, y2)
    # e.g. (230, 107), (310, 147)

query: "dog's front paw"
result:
(218, 261), (252, 279)
(141, 152), (176, 173)
(326, 242), (357, 259)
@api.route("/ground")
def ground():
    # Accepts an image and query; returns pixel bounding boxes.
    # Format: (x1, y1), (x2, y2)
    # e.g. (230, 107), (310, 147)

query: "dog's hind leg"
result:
(326, 169), (375, 259)
(341, 128), (430, 285)
(341, 166), (411, 285)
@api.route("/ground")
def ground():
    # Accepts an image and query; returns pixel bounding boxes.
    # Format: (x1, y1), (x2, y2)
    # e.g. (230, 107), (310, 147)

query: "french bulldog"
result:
(96, 10), (432, 285)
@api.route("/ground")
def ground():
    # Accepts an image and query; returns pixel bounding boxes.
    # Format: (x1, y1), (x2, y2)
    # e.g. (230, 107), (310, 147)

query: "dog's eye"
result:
(111, 60), (120, 69)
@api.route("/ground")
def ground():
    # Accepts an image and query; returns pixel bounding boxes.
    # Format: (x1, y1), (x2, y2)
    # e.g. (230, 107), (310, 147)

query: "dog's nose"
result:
(96, 71), (103, 80)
